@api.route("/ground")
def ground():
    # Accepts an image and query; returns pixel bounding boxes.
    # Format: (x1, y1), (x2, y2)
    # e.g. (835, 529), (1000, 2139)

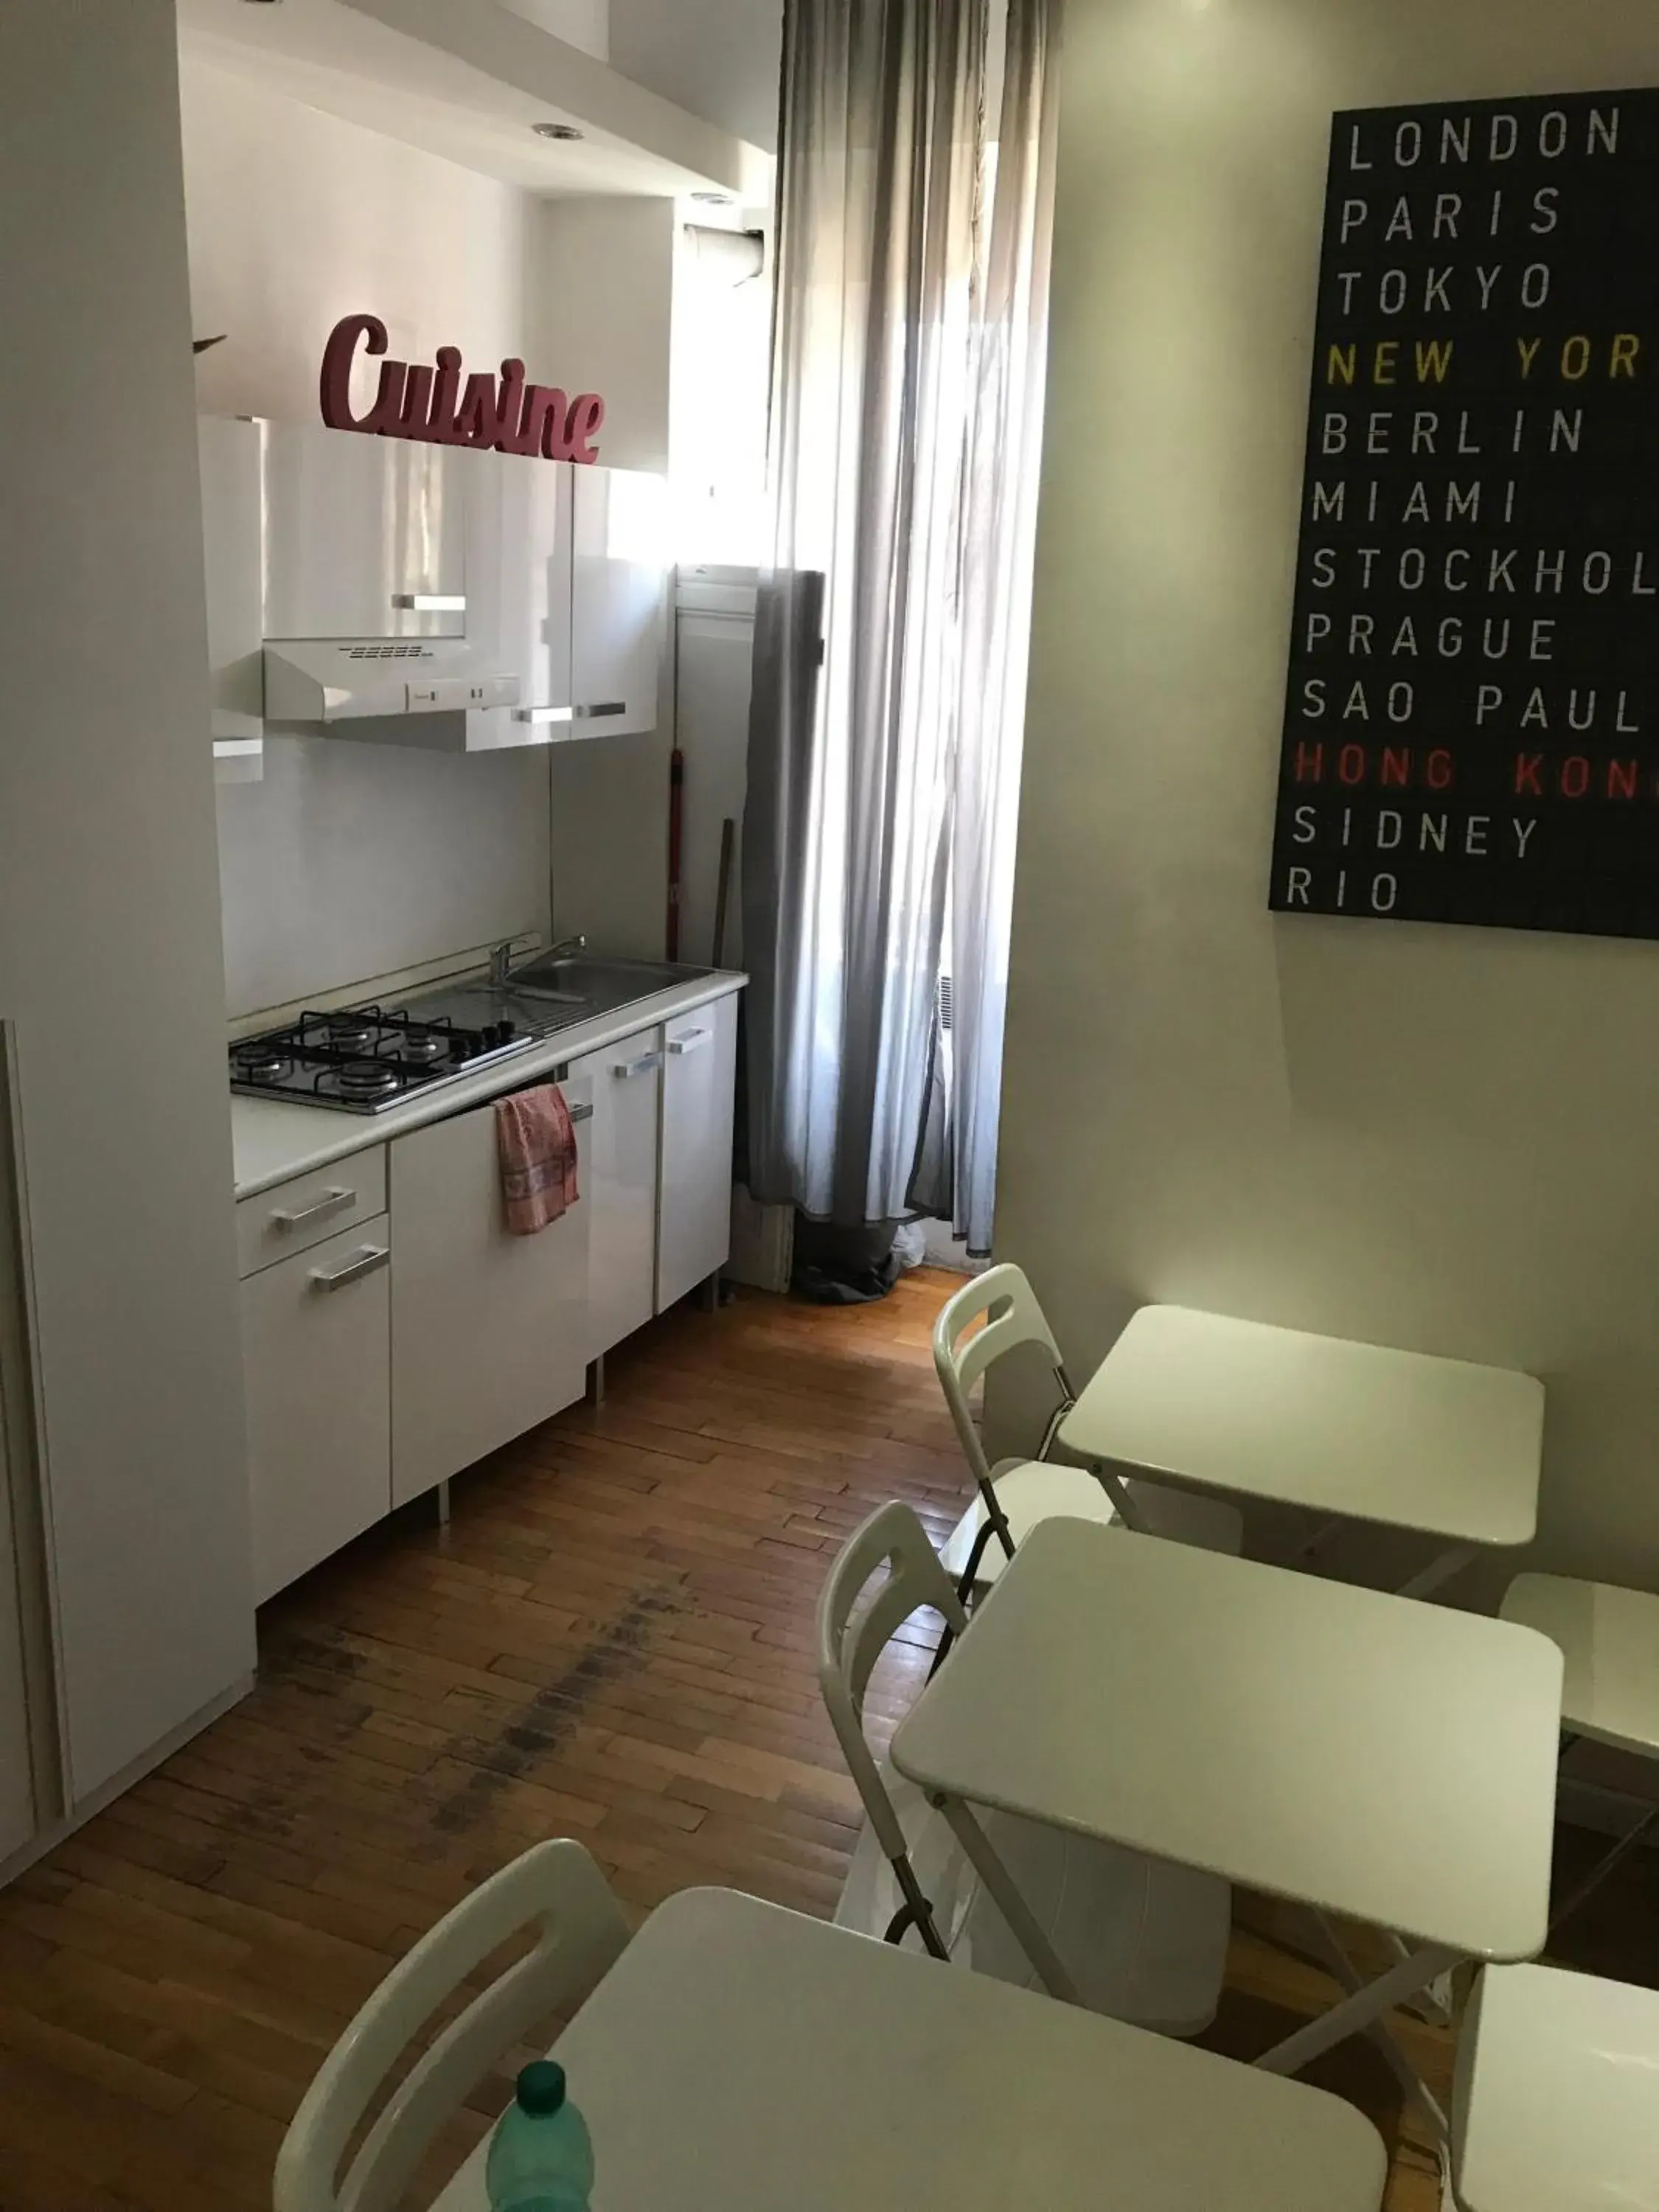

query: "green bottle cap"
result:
(515, 2061), (568, 2117)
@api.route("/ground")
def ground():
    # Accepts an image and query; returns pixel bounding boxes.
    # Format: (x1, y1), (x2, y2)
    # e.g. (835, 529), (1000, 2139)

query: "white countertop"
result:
(231, 970), (746, 1200)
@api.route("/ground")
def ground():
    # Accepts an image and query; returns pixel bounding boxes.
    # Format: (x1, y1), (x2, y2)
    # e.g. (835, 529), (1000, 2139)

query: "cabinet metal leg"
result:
(588, 1354), (607, 1407)
(700, 1269), (724, 1312)
(434, 1478), (451, 1529)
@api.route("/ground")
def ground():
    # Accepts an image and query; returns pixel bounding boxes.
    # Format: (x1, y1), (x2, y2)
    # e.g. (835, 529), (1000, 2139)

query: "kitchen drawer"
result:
(237, 1147), (388, 1279)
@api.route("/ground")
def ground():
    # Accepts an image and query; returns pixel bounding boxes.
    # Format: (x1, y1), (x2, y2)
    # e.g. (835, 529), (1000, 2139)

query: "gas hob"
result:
(229, 1003), (534, 1114)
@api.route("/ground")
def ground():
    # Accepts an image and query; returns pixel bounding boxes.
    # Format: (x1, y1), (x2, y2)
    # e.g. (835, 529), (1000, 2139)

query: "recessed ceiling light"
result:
(533, 122), (583, 142)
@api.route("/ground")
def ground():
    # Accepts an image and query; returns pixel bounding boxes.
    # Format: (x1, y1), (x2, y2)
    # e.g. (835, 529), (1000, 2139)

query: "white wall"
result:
(0, 0), (254, 1801)
(182, 60), (555, 1014)
(530, 196), (678, 475)
(998, 0), (1659, 1592)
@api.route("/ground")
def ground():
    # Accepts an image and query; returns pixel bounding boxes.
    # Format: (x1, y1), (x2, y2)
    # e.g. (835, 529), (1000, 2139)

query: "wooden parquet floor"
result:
(0, 1268), (1650, 2210)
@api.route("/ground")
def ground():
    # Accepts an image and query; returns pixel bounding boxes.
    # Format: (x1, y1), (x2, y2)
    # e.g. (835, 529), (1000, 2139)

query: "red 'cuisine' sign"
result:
(319, 313), (606, 465)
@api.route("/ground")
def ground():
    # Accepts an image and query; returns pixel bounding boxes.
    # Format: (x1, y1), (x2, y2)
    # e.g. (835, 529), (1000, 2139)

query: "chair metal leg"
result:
(888, 1851), (950, 1961)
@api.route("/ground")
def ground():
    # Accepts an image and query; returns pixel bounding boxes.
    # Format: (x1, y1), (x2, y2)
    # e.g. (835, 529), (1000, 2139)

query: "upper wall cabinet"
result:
(487, 458), (667, 745)
(261, 423), (468, 642)
(571, 465), (669, 741)
(484, 451), (576, 737)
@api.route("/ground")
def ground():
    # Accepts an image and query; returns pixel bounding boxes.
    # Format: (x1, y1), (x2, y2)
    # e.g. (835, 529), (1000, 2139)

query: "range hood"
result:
(262, 639), (521, 727)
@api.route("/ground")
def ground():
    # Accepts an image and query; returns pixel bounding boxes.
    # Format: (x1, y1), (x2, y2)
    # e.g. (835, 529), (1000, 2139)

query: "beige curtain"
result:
(743, 0), (1061, 1247)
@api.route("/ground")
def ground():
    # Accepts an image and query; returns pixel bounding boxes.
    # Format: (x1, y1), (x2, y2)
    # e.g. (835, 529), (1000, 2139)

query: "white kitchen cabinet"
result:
(261, 422), (468, 641)
(484, 450), (575, 737)
(240, 1218), (393, 1604)
(569, 1028), (662, 1360)
(571, 465), (669, 739)
(391, 1083), (593, 1505)
(657, 992), (740, 1312)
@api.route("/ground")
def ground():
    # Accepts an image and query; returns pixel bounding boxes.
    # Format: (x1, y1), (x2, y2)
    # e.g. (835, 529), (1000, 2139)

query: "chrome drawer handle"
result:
(309, 1245), (391, 1293)
(513, 705), (576, 725)
(611, 1051), (662, 1079)
(569, 1102), (594, 1124)
(667, 1029), (712, 1056)
(392, 593), (467, 612)
(271, 1186), (355, 1231)
(573, 701), (627, 720)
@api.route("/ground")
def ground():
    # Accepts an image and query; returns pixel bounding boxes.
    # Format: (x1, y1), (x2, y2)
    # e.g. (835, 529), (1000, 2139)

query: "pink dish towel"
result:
(495, 1085), (580, 1236)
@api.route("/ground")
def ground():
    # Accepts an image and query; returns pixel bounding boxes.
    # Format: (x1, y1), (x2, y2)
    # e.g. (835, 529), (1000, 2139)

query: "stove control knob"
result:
(498, 1018), (517, 1044)
(451, 1037), (472, 1064)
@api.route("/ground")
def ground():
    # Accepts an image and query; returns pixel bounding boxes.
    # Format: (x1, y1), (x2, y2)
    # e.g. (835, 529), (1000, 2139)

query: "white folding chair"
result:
(933, 1264), (1239, 1593)
(274, 1839), (629, 2212)
(817, 1500), (1231, 2037)
(1500, 1572), (1659, 1933)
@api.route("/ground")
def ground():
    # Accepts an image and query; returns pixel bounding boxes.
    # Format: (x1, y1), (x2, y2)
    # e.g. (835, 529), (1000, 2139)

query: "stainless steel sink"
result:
(398, 956), (714, 1046)
(509, 954), (713, 1009)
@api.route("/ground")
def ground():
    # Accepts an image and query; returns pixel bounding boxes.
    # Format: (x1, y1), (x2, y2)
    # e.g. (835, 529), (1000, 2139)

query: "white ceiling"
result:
(608, 0), (782, 155)
(175, 0), (765, 198)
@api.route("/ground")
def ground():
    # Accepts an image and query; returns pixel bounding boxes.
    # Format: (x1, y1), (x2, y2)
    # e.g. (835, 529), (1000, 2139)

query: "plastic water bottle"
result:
(485, 2060), (595, 2212)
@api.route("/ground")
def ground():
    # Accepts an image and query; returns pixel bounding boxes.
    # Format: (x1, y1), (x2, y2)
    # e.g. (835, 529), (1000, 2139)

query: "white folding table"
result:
(431, 1887), (1388, 2212)
(890, 1519), (1563, 2138)
(1057, 1306), (1545, 1596)
(1453, 1964), (1659, 2212)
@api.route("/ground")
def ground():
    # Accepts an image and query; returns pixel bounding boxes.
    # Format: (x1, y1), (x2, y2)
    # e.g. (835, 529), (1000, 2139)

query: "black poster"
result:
(1270, 88), (1659, 939)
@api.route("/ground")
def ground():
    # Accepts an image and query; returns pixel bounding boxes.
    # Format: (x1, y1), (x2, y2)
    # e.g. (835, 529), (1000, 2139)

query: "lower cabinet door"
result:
(569, 1028), (661, 1361)
(240, 1219), (393, 1604)
(391, 1086), (592, 1506)
(657, 992), (739, 1313)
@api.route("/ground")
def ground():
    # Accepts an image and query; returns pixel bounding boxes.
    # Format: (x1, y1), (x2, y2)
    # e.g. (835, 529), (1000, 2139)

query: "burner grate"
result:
(228, 1001), (521, 1113)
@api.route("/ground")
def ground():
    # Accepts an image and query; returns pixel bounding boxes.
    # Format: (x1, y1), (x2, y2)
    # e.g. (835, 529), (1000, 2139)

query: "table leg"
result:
(1548, 1803), (1659, 1938)
(930, 1795), (1083, 2006)
(1087, 1462), (1148, 1534)
(1298, 1913), (1452, 2140)
(1295, 1515), (1347, 1567)
(1396, 1545), (1477, 1601)
(1257, 1933), (1459, 2090)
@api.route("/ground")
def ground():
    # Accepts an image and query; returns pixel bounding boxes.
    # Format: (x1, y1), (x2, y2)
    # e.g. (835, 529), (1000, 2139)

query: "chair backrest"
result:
(931, 1262), (1072, 1491)
(815, 1500), (970, 1866)
(274, 1839), (629, 2212)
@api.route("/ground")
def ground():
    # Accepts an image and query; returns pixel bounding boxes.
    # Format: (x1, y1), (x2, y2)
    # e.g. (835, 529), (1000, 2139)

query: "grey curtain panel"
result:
(741, 0), (1060, 1251)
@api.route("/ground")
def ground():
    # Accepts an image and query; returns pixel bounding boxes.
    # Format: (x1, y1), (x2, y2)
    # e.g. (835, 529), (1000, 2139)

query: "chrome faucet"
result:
(487, 932), (585, 987)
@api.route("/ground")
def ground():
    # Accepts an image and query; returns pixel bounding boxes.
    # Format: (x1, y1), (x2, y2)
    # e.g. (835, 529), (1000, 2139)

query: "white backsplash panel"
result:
(217, 737), (551, 1020)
